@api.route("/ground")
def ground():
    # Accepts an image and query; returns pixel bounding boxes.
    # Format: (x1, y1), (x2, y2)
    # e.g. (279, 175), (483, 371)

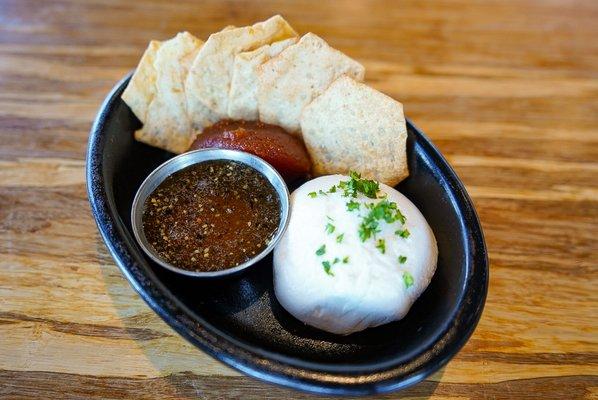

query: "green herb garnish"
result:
(364, 199), (406, 224)
(318, 189), (328, 196)
(338, 171), (380, 199)
(376, 238), (386, 254)
(403, 271), (414, 288)
(398, 255), (407, 264)
(332, 257), (340, 264)
(325, 223), (335, 234)
(342, 256), (349, 264)
(358, 199), (407, 242)
(376, 200), (403, 223)
(358, 213), (380, 242)
(395, 228), (410, 238)
(346, 200), (360, 211)
(308, 192), (317, 198)
(396, 209), (407, 225)
(323, 261), (334, 276)
(336, 233), (344, 243)
(316, 244), (326, 256)
(328, 185), (337, 193)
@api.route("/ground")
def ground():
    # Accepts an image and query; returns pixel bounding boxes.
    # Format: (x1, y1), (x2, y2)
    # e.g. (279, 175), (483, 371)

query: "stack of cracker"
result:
(122, 15), (408, 186)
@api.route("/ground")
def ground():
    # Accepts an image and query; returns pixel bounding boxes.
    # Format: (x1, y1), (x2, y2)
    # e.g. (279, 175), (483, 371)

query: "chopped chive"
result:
(358, 199), (406, 242)
(398, 255), (407, 264)
(332, 257), (340, 264)
(358, 217), (380, 242)
(318, 189), (328, 196)
(403, 271), (414, 288)
(328, 185), (337, 193)
(396, 209), (407, 225)
(325, 223), (335, 234)
(342, 256), (349, 264)
(337, 171), (380, 198)
(322, 261), (334, 276)
(395, 228), (410, 238)
(346, 200), (360, 211)
(336, 233), (344, 243)
(375, 238), (386, 254)
(316, 244), (326, 256)
(308, 192), (317, 198)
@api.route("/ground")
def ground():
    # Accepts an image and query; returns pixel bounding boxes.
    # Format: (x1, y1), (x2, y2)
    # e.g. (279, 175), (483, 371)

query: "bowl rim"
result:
(130, 148), (291, 278)
(86, 72), (489, 396)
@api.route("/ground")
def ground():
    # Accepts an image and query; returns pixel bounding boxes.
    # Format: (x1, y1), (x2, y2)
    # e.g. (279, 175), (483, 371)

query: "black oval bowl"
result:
(86, 73), (488, 396)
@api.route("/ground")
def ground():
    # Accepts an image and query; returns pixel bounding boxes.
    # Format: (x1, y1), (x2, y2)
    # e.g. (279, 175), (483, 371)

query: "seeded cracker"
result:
(257, 33), (365, 135)
(185, 15), (297, 123)
(228, 37), (297, 120)
(121, 40), (161, 124)
(300, 75), (409, 186)
(123, 32), (205, 153)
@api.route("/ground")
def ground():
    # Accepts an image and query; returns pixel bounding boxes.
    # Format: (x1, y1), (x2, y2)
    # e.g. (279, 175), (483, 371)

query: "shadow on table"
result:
(96, 239), (443, 399)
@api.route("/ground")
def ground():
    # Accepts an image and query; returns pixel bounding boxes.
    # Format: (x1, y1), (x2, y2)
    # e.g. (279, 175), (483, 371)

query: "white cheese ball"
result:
(273, 175), (438, 335)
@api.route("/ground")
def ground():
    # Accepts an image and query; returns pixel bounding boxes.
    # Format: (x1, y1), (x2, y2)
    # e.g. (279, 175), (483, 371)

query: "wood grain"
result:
(1, 0), (597, 398)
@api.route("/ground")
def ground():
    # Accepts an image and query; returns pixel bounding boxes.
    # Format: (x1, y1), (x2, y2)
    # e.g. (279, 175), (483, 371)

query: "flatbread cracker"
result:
(122, 40), (161, 122)
(227, 37), (297, 120)
(300, 75), (409, 186)
(123, 32), (205, 153)
(257, 33), (365, 134)
(185, 15), (297, 123)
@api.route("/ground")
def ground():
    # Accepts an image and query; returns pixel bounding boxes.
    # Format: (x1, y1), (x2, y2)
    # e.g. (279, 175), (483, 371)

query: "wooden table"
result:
(1, 1), (596, 398)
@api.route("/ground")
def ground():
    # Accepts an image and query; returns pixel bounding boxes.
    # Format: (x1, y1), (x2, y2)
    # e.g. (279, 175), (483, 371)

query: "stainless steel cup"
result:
(131, 148), (290, 278)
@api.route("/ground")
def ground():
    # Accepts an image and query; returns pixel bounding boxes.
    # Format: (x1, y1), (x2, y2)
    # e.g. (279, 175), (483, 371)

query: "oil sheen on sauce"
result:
(142, 160), (280, 272)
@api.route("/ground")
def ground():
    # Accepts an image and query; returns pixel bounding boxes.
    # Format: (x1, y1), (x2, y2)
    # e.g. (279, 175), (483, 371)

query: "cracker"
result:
(227, 37), (297, 120)
(300, 75), (409, 186)
(121, 40), (161, 122)
(125, 32), (205, 153)
(257, 33), (365, 134)
(185, 15), (297, 123)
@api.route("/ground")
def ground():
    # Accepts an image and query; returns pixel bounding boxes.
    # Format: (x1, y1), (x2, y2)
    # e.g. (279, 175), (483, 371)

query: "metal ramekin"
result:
(131, 148), (290, 278)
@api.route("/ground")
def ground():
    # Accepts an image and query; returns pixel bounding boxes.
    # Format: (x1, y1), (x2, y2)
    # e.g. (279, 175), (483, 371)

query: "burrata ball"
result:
(273, 174), (437, 335)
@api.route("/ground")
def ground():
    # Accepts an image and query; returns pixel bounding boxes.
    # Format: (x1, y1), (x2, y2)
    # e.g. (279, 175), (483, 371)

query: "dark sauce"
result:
(142, 160), (281, 272)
